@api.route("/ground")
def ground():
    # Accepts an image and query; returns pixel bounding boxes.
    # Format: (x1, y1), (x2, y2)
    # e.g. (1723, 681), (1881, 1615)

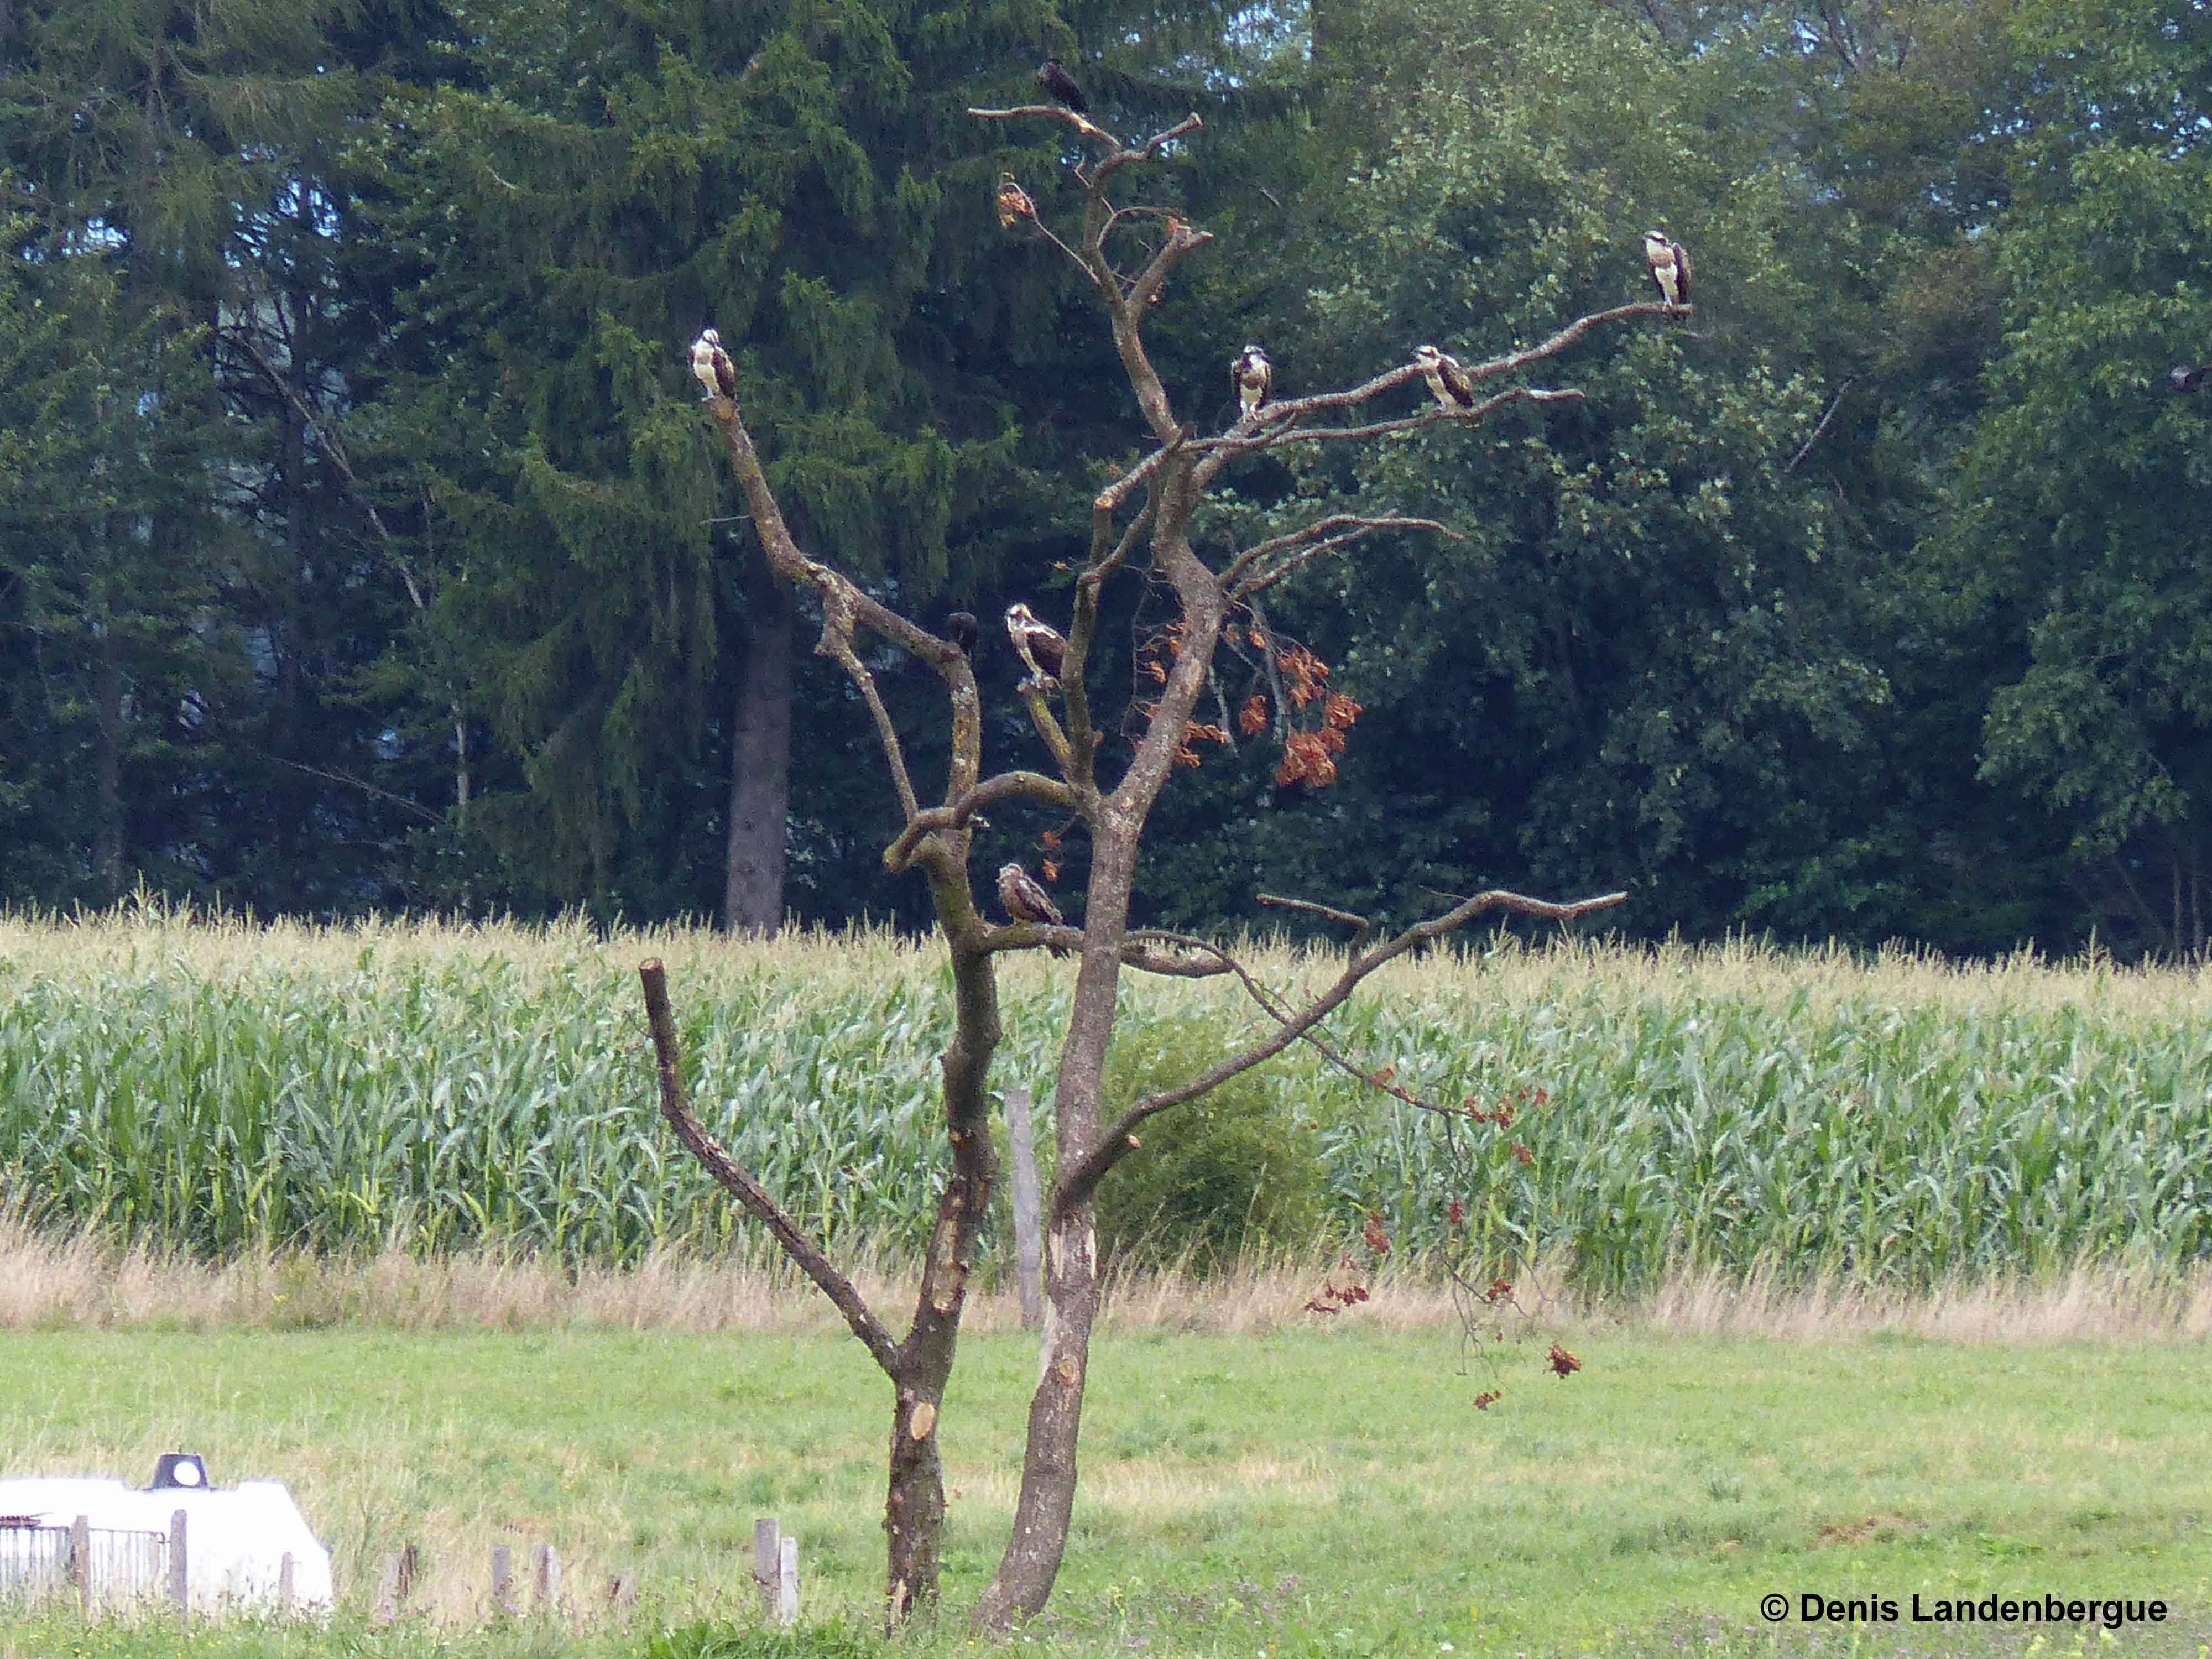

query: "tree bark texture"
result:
(724, 544), (793, 935)
(92, 631), (124, 900)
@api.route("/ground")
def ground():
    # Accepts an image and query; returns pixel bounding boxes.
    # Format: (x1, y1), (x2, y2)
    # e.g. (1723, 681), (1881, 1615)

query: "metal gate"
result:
(0, 1516), (171, 1608)
(0, 1520), (67, 1601)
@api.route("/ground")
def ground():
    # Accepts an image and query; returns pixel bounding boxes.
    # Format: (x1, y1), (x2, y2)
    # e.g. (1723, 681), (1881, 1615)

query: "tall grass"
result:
(3, 903), (2210, 1289)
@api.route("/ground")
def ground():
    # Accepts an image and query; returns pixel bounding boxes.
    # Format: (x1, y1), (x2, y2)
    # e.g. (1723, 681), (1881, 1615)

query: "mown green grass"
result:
(4, 911), (2212, 1291)
(2, 1322), (2207, 1656)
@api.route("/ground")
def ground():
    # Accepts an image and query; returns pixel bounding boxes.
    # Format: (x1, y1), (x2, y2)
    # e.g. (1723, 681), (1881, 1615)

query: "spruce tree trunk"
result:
(92, 635), (124, 901)
(724, 547), (792, 934)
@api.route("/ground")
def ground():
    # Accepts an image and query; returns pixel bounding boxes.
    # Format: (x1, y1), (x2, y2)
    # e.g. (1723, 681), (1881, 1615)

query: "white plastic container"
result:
(0, 1455), (332, 1614)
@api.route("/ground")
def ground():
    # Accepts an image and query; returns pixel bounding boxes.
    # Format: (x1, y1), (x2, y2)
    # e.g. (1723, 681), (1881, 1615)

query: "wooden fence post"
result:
(752, 1516), (779, 1619)
(70, 1515), (90, 1615)
(1005, 1086), (1044, 1328)
(533, 1542), (561, 1613)
(168, 1509), (189, 1620)
(776, 1532), (799, 1626)
(491, 1543), (515, 1615)
(607, 1569), (638, 1619)
(375, 1543), (418, 1623)
(276, 1551), (295, 1611)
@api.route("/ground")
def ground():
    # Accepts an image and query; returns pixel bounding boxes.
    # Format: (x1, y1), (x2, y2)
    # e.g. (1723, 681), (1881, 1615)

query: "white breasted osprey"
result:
(1232, 344), (1272, 421)
(1413, 344), (1475, 411)
(998, 862), (1069, 954)
(1005, 602), (1067, 687)
(1642, 229), (1691, 307)
(690, 328), (738, 401)
(1036, 57), (1088, 113)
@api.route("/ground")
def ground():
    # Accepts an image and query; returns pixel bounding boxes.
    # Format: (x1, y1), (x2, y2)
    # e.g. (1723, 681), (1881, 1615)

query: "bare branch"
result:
(1787, 377), (1857, 473)
(247, 750), (443, 825)
(1093, 113), (1206, 186)
(1467, 300), (1683, 387)
(1244, 387), (1587, 456)
(1063, 452), (1172, 787)
(969, 105), (1207, 445)
(884, 771), (1084, 875)
(227, 326), (427, 608)
(708, 399), (978, 831)
(1224, 513), (1461, 595)
(1126, 218), (1212, 312)
(639, 960), (904, 1378)
(1052, 886), (1627, 1219)
(1195, 300), (1682, 486)
(1255, 892), (1370, 932)
(1016, 679), (1081, 781)
(966, 102), (1119, 148)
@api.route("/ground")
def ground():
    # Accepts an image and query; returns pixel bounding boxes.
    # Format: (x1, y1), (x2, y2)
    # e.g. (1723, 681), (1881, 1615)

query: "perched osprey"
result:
(946, 611), (978, 660)
(995, 173), (1036, 230)
(1232, 344), (1272, 421)
(1036, 56), (1088, 113)
(689, 328), (738, 402)
(998, 862), (1069, 954)
(2171, 364), (2212, 394)
(1413, 344), (1475, 411)
(1005, 602), (1067, 687)
(1642, 229), (1691, 307)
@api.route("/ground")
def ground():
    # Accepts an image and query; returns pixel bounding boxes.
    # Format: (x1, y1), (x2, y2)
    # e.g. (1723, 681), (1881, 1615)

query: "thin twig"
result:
(1787, 377), (1856, 473)
(1053, 887), (1627, 1218)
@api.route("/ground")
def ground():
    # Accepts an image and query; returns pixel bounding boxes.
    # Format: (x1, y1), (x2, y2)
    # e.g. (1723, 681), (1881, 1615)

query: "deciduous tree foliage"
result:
(1148, 0), (1897, 940)
(1933, 0), (2212, 957)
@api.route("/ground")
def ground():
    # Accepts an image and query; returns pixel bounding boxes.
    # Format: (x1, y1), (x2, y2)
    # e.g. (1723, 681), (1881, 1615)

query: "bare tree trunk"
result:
(724, 546), (792, 935)
(883, 900), (1001, 1621)
(973, 833), (1139, 1627)
(91, 631), (124, 900)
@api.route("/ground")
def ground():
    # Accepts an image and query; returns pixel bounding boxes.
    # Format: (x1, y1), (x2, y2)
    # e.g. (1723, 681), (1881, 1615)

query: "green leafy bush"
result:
(1092, 1016), (1329, 1271)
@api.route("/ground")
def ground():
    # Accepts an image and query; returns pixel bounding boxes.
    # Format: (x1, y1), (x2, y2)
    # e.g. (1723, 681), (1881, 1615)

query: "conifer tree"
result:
(2, 0), (452, 907)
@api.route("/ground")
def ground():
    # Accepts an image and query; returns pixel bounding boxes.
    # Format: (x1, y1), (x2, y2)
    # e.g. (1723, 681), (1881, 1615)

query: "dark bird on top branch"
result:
(1642, 228), (1692, 307)
(998, 862), (1069, 955)
(1413, 344), (1475, 410)
(689, 327), (738, 401)
(1036, 56), (1089, 113)
(1232, 343), (1272, 420)
(946, 611), (978, 660)
(1005, 602), (1067, 687)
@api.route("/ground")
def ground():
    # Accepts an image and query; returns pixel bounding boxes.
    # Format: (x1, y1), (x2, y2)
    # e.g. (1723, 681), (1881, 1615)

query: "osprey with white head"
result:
(1412, 344), (1475, 411)
(690, 328), (738, 402)
(1231, 344), (1272, 421)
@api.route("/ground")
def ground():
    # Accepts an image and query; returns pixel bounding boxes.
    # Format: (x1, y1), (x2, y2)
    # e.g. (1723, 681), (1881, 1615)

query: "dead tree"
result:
(642, 97), (1679, 1633)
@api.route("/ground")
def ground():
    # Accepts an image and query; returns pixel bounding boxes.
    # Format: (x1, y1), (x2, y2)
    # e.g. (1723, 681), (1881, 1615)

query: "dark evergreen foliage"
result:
(4, 0), (2209, 956)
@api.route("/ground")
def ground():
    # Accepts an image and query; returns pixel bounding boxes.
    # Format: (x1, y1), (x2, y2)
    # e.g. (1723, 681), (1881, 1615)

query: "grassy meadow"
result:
(5, 906), (2212, 1287)
(1, 1319), (2208, 1657)
(4, 909), (2212, 1655)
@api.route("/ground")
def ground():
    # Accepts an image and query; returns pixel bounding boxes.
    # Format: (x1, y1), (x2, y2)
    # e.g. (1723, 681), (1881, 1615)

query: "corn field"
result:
(2, 906), (2209, 1290)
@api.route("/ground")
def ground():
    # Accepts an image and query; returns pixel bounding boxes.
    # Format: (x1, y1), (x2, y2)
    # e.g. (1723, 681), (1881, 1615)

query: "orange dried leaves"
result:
(995, 174), (1036, 229)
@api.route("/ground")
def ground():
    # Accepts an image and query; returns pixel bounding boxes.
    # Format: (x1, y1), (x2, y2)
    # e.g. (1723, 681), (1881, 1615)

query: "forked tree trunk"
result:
(973, 835), (1138, 1626)
(724, 546), (793, 934)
